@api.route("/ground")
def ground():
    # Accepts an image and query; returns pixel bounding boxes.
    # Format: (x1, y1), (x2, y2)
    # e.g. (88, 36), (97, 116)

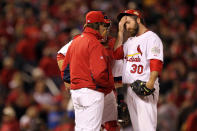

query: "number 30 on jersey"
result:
(130, 64), (143, 74)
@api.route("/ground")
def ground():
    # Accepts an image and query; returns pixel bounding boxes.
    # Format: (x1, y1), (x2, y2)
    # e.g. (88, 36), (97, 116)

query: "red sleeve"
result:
(56, 53), (65, 61)
(107, 37), (124, 60)
(107, 36), (116, 49)
(150, 59), (163, 73)
(113, 45), (124, 60)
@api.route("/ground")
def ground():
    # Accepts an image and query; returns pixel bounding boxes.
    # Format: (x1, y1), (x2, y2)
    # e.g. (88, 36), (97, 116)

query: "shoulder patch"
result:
(151, 46), (160, 55)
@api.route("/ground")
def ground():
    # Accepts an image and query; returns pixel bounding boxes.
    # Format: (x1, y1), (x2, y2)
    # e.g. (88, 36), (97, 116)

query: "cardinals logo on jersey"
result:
(126, 45), (142, 62)
(127, 45), (143, 57)
(137, 45), (142, 56)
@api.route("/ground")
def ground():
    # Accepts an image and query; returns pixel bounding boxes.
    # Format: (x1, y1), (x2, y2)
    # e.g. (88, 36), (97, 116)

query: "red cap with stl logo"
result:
(117, 9), (143, 21)
(86, 11), (110, 24)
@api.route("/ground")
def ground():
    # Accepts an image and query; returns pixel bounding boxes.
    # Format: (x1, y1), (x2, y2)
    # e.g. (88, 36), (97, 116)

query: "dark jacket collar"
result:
(83, 27), (102, 40)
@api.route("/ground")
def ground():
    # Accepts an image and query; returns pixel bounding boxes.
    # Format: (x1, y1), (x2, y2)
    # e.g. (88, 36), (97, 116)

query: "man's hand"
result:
(114, 16), (127, 51)
(130, 80), (155, 96)
(119, 16), (127, 33)
(146, 80), (155, 90)
(63, 82), (71, 99)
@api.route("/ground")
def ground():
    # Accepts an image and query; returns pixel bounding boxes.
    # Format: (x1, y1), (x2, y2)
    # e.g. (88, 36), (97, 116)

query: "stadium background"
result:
(0, 0), (197, 130)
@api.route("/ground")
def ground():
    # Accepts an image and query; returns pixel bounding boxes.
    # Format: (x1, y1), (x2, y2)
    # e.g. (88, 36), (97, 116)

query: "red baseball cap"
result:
(117, 9), (143, 21)
(86, 11), (110, 24)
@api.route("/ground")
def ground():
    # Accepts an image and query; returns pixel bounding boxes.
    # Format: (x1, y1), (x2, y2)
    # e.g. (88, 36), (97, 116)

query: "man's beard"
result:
(127, 21), (139, 37)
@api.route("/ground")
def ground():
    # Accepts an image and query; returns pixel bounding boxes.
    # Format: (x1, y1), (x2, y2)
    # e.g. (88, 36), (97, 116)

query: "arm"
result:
(57, 53), (71, 89)
(146, 59), (163, 89)
(114, 16), (127, 51)
(105, 36), (124, 60)
(57, 53), (65, 69)
(146, 71), (159, 90)
(146, 34), (163, 89)
(113, 46), (124, 60)
(61, 51), (71, 82)
(57, 54), (71, 99)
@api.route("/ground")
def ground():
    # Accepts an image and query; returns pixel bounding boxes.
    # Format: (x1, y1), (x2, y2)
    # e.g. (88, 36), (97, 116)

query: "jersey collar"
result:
(83, 27), (102, 40)
(136, 29), (149, 37)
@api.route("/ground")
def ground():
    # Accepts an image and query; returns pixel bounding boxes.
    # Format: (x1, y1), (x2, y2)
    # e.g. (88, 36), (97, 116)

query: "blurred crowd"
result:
(0, 0), (197, 131)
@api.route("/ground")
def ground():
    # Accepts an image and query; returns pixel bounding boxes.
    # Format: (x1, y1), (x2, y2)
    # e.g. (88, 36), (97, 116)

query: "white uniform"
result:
(57, 40), (72, 54)
(112, 60), (123, 77)
(122, 31), (163, 131)
(58, 40), (118, 130)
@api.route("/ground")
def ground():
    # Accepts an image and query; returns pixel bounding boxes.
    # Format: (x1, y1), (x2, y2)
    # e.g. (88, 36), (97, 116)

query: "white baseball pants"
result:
(126, 85), (159, 131)
(102, 90), (118, 124)
(70, 88), (104, 131)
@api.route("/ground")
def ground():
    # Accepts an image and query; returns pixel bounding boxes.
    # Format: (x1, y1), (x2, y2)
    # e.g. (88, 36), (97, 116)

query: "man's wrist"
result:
(118, 31), (123, 37)
(146, 80), (155, 89)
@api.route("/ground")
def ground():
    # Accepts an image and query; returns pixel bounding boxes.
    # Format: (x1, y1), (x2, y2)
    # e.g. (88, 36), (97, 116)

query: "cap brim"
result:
(117, 13), (132, 21)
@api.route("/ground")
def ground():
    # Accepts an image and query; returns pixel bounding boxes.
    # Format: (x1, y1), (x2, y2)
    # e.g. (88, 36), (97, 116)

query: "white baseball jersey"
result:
(122, 31), (163, 84)
(112, 60), (123, 77)
(57, 40), (72, 55)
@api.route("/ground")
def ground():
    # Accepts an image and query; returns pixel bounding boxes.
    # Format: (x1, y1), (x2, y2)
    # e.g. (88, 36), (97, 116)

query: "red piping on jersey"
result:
(150, 59), (163, 73)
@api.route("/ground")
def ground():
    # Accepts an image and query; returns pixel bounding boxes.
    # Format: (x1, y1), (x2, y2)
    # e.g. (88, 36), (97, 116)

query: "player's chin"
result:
(129, 31), (137, 37)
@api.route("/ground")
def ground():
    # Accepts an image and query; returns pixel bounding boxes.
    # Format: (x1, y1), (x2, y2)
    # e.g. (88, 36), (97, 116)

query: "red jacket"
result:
(61, 27), (114, 94)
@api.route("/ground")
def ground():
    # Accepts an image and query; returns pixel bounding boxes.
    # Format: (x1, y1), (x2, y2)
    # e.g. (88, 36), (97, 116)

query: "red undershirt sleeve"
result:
(113, 45), (124, 60)
(150, 59), (163, 73)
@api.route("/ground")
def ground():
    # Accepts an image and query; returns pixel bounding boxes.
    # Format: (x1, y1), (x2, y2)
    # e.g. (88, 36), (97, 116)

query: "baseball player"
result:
(57, 41), (120, 131)
(60, 11), (119, 131)
(114, 9), (163, 131)
(57, 17), (121, 131)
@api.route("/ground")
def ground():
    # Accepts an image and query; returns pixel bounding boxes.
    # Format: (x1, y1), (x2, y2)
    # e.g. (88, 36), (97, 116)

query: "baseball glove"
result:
(130, 80), (155, 96)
